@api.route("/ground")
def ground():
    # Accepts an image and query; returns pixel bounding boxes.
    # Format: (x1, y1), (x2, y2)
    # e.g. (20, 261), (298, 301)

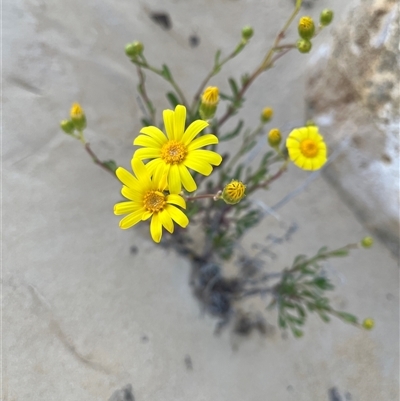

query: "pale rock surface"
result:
(4, 0), (399, 400)
(306, 0), (400, 254)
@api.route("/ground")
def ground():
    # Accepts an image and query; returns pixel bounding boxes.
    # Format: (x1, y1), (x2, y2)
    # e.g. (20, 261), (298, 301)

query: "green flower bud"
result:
(199, 86), (219, 120)
(241, 26), (254, 40)
(125, 41), (144, 58)
(222, 180), (246, 205)
(320, 9), (334, 26)
(70, 103), (87, 130)
(261, 107), (273, 123)
(60, 119), (75, 134)
(362, 318), (374, 330)
(268, 128), (281, 147)
(298, 16), (315, 40)
(361, 236), (374, 248)
(297, 38), (312, 53)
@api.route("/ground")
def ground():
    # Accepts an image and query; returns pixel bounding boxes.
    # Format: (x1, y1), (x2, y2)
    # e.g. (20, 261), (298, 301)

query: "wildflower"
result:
(286, 126), (327, 170)
(361, 236), (374, 248)
(297, 38), (312, 53)
(261, 107), (273, 123)
(298, 16), (315, 39)
(133, 105), (222, 193)
(70, 103), (86, 130)
(60, 119), (75, 134)
(222, 180), (246, 204)
(114, 158), (188, 243)
(268, 128), (281, 147)
(200, 87), (219, 120)
(320, 9), (334, 26)
(362, 318), (374, 330)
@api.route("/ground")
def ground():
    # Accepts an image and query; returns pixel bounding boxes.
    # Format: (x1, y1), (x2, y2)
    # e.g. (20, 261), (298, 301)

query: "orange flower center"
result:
(161, 140), (187, 164)
(143, 190), (166, 212)
(300, 139), (318, 158)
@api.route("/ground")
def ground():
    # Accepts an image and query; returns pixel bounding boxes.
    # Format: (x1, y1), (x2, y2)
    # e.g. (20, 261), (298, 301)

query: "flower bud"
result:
(199, 86), (219, 120)
(261, 107), (273, 123)
(70, 103), (86, 130)
(60, 119), (75, 134)
(241, 26), (254, 40)
(320, 9), (334, 26)
(222, 180), (246, 205)
(125, 41), (144, 58)
(362, 318), (374, 330)
(298, 16), (315, 40)
(297, 38), (312, 53)
(361, 236), (374, 248)
(268, 128), (281, 148)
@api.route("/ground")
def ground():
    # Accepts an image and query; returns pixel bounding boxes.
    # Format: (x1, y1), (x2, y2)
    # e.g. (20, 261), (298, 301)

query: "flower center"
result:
(300, 139), (318, 158)
(143, 190), (166, 212)
(161, 140), (187, 164)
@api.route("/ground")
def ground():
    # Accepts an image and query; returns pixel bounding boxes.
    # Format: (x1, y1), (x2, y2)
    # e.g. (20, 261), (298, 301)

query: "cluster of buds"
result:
(200, 86), (219, 120)
(125, 41), (144, 60)
(60, 103), (86, 134)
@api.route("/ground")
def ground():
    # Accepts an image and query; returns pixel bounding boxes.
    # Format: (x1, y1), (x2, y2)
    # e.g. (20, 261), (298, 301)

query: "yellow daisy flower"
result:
(114, 158), (189, 243)
(286, 126), (327, 171)
(133, 105), (222, 193)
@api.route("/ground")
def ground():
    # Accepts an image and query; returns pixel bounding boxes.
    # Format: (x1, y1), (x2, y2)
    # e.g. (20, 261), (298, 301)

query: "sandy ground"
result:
(4, 0), (399, 400)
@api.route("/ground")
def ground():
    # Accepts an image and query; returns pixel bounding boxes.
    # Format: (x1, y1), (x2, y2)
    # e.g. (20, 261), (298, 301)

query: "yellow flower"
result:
(70, 103), (84, 120)
(202, 87), (219, 106)
(286, 126), (327, 171)
(222, 180), (246, 204)
(268, 128), (281, 147)
(133, 105), (222, 193)
(114, 158), (189, 243)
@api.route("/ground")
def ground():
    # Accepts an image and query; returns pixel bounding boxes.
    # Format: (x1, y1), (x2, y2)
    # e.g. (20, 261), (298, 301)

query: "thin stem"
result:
(186, 193), (221, 202)
(84, 143), (116, 177)
(136, 66), (156, 124)
(246, 161), (289, 194)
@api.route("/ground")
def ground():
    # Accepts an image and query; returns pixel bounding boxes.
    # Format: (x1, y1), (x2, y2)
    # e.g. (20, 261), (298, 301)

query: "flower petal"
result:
(121, 186), (142, 202)
(116, 167), (139, 188)
(189, 149), (222, 166)
(178, 164), (197, 192)
(150, 213), (163, 243)
(302, 159), (313, 170)
(288, 148), (301, 161)
(184, 157), (213, 176)
(134, 148), (161, 160)
(131, 158), (151, 185)
(165, 204), (189, 228)
(142, 210), (152, 221)
(174, 105), (186, 140)
(146, 159), (164, 175)
(166, 194), (186, 209)
(114, 201), (141, 216)
(289, 128), (308, 142)
(168, 164), (181, 193)
(286, 137), (301, 148)
(181, 120), (209, 146)
(163, 109), (175, 140)
(133, 134), (161, 148)
(119, 208), (145, 229)
(159, 209), (174, 234)
(139, 126), (167, 145)
(187, 134), (219, 151)
(152, 163), (169, 191)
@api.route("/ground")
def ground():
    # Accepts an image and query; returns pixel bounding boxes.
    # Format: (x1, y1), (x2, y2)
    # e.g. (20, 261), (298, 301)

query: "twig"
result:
(84, 143), (116, 178)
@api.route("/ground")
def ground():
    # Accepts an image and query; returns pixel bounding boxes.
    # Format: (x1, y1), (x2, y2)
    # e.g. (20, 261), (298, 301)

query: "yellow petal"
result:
(289, 128), (308, 141)
(150, 213), (163, 243)
(286, 137), (301, 148)
(131, 158), (151, 185)
(189, 149), (222, 166)
(142, 210), (153, 221)
(165, 204), (189, 228)
(152, 163), (169, 191)
(178, 164), (197, 192)
(302, 159), (313, 170)
(159, 209), (174, 234)
(163, 109), (175, 140)
(166, 194), (186, 209)
(114, 201), (141, 216)
(134, 134), (161, 148)
(184, 157), (213, 176)
(288, 148), (301, 161)
(168, 164), (181, 193)
(146, 158), (164, 175)
(187, 134), (219, 151)
(116, 167), (139, 188)
(134, 148), (161, 160)
(121, 186), (142, 202)
(181, 120), (209, 146)
(174, 105), (186, 140)
(119, 209), (145, 229)
(139, 126), (167, 145)
(293, 155), (307, 169)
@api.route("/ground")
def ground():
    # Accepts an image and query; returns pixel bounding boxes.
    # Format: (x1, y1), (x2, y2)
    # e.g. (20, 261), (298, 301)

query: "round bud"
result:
(222, 180), (246, 205)
(241, 26), (254, 40)
(298, 16), (315, 40)
(361, 236), (374, 248)
(362, 318), (374, 330)
(261, 107), (273, 123)
(125, 41), (144, 58)
(320, 9), (334, 26)
(60, 119), (75, 134)
(268, 128), (282, 147)
(297, 38), (312, 53)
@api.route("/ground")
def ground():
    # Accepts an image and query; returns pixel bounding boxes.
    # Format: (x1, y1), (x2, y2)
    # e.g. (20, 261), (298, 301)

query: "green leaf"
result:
(292, 254), (307, 267)
(103, 160), (118, 173)
(336, 312), (358, 324)
(232, 163), (244, 180)
(278, 315), (287, 329)
(260, 151), (274, 167)
(318, 313), (330, 323)
(228, 77), (239, 96)
(219, 92), (235, 102)
(161, 64), (172, 80)
(240, 139), (256, 154)
(219, 120), (244, 141)
(329, 249), (349, 257)
(291, 327), (304, 338)
(166, 92), (180, 108)
(317, 246), (328, 255)
(214, 49), (222, 66)
(141, 117), (152, 126)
